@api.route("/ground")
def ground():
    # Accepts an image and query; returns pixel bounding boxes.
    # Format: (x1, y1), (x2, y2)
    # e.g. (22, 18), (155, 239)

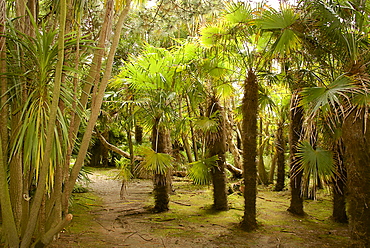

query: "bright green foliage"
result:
(115, 157), (133, 181)
(301, 75), (354, 116)
(258, 7), (301, 54)
(187, 156), (218, 185)
(223, 2), (253, 24)
(295, 141), (335, 196)
(139, 147), (173, 175)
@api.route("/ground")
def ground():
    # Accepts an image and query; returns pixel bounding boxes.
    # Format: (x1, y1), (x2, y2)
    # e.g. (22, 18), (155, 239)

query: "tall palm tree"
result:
(299, 0), (370, 245)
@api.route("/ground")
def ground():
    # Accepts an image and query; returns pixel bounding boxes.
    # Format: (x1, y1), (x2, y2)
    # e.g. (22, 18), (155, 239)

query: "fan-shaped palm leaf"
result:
(295, 140), (335, 198)
(301, 75), (354, 117)
(139, 147), (173, 175)
(187, 155), (218, 185)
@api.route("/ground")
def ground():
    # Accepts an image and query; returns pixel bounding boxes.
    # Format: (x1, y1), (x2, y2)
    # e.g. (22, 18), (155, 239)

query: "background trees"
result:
(1, 0), (369, 247)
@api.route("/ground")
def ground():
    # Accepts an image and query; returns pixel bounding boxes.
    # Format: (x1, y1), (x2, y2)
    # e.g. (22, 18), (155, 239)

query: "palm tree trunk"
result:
(225, 110), (242, 170)
(287, 91), (304, 216)
(241, 70), (258, 231)
(186, 95), (199, 161)
(342, 108), (370, 247)
(274, 122), (286, 191)
(207, 97), (228, 211)
(182, 134), (193, 163)
(152, 119), (171, 212)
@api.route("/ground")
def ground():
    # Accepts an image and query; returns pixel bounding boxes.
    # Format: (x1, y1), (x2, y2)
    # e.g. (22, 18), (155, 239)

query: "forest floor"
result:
(50, 168), (350, 248)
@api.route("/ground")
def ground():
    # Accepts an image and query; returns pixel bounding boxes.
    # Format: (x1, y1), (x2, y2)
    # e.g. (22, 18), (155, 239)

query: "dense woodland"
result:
(0, 0), (369, 247)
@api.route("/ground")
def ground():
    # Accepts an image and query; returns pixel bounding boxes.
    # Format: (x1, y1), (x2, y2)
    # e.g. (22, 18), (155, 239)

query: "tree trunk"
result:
(207, 97), (228, 211)
(62, 0), (116, 212)
(269, 152), (277, 183)
(63, 0), (132, 213)
(186, 95), (199, 161)
(182, 134), (193, 163)
(152, 119), (171, 212)
(135, 125), (143, 144)
(258, 118), (269, 185)
(287, 91), (305, 216)
(20, 0), (66, 245)
(342, 108), (370, 247)
(225, 108), (242, 170)
(0, 140), (20, 248)
(274, 122), (286, 191)
(241, 70), (258, 231)
(332, 141), (347, 223)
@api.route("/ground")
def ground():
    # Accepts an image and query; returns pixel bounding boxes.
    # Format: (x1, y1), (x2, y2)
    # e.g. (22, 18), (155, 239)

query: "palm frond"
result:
(139, 147), (173, 175)
(187, 156), (218, 185)
(223, 2), (253, 24)
(301, 75), (354, 117)
(295, 140), (335, 198)
(194, 114), (219, 133)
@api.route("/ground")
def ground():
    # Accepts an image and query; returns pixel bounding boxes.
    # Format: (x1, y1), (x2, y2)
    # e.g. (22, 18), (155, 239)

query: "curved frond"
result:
(187, 156), (217, 185)
(295, 140), (335, 198)
(139, 147), (173, 175)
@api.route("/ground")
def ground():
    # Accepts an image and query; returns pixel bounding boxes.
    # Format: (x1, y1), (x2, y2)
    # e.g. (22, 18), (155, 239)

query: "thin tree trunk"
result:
(63, 0), (132, 213)
(20, 0), (66, 245)
(332, 142), (347, 223)
(9, 116), (23, 233)
(269, 152), (277, 183)
(62, 0), (116, 212)
(225, 109), (242, 170)
(0, 0), (7, 175)
(182, 134), (193, 163)
(241, 70), (258, 231)
(207, 97), (228, 211)
(287, 91), (305, 216)
(258, 118), (269, 185)
(342, 108), (370, 247)
(0, 140), (20, 248)
(186, 95), (198, 161)
(274, 122), (286, 191)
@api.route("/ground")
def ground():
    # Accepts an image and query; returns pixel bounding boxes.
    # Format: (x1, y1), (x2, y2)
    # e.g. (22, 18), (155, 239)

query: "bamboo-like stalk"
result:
(20, 0), (67, 246)
(62, 0), (115, 213)
(0, 141), (19, 248)
(64, 0), (132, 210)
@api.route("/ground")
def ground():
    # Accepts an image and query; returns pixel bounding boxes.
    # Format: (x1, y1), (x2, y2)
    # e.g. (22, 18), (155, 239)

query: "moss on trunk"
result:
(241, 70), (258, 231)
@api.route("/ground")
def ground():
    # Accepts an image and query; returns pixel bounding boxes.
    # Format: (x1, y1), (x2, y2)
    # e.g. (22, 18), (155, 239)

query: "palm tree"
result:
(206, 95), (229, 211)
(301, 1), (370, 245)
(116, 44), (192, 212)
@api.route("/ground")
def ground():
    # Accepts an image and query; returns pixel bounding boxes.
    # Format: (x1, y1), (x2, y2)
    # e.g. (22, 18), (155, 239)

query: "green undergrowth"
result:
(65, 192), (103, 235)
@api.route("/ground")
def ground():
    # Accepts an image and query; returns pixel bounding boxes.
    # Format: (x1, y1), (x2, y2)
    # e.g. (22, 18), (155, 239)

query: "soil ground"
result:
(50, 168), (350, 248)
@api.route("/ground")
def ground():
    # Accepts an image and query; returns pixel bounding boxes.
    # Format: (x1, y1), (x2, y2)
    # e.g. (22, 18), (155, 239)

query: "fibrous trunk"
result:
(342, 108), (370, 247)
(287, 91), (304, 216)
(274, 122), (286, 191)
(207, 96), (228, 211)
(331, 140), (347, 223)
(152, 119), (171, 212)
(241, 70), (258, 231)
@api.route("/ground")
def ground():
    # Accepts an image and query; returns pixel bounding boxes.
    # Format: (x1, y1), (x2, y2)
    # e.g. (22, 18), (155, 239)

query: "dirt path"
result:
(51, 170), (351, 248)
